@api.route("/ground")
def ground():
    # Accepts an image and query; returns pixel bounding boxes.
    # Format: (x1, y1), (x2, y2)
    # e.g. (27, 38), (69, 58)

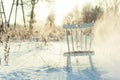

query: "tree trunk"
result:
(29, 4), (35, 34)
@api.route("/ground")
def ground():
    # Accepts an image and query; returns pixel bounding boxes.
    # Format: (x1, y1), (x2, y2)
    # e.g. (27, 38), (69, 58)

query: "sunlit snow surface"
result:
(0, 41), (120, 80)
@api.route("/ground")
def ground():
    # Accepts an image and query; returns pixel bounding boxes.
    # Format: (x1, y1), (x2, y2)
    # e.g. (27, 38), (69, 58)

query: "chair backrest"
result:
(63, 23), (94, 52)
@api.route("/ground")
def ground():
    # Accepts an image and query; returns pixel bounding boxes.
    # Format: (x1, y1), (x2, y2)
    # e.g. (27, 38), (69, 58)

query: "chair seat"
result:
(64, 51), (94, 56)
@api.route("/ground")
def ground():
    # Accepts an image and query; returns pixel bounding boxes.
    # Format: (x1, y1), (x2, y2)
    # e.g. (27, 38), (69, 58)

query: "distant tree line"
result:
(63, 0), (120, 24)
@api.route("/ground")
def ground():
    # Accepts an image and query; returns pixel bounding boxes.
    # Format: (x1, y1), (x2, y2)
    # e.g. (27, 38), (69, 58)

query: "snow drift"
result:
(93, 12), (120, 80)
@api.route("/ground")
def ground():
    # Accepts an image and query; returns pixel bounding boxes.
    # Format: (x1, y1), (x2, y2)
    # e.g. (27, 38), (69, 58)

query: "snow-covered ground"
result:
(0, 41), (120, 80)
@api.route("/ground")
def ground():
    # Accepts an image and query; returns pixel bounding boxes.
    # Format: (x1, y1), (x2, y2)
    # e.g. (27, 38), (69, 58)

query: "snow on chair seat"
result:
(64, 51), (94, 56)
(63, 23), (94, 71)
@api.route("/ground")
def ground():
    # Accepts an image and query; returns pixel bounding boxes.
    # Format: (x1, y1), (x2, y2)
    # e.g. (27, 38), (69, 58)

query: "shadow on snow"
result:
(0, 66), (103, 80)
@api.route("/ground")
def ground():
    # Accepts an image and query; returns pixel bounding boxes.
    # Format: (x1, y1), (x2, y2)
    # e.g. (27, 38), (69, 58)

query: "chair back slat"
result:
(76, 29), (78, 50)
(85, 34), (87, 50)
(66, 29), (70, 52)
(64, 23), (94, 52)
(71, 30), (74, 51)
(89, 30), (92, 50)
(80, 30), (83, 50)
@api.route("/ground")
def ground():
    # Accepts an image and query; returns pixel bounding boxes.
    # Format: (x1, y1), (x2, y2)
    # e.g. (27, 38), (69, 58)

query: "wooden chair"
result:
(63, 23), (94, 71)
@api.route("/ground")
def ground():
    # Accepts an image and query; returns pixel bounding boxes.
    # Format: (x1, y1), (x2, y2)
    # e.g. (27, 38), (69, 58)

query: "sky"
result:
(2, 0), (94, 26)
(54, 0), (92, 25)
(35, 0), (93, 25)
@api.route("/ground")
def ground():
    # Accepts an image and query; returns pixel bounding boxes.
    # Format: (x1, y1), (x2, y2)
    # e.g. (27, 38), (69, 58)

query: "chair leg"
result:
(88, 55), (94, 71)
(66, 55), (71, 72)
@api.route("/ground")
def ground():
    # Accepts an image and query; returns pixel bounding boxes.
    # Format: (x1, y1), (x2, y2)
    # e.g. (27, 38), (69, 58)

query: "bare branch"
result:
(31, 0), (39, 5)
(34, 0), (39, 4)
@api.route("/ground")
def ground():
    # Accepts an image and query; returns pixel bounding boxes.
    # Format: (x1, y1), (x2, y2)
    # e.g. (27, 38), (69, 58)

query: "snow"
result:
(0, 41), (120, 80)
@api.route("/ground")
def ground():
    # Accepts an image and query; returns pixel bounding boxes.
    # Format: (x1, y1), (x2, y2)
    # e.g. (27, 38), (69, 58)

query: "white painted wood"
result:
(80, 30), (83, 50)
(80, 23), (94, 28)
(63, 24), (77, 29)
(88, 55), (94, 70)
(63, 23), (94, 71)
(76, 30), (78, 50)
(63, 23), (94, 29)
(71, 32), (74, 51)
(64, 51), (94, 56)
(90, 33), (92, 50)
(66, 29), (71, 68)
(85, 35), (87, 50)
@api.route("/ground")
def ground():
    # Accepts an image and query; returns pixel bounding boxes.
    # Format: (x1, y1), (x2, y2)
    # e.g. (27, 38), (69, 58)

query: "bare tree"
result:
(44, 10), (56, 41)
(4, 36), (10, 65)
(29, 0), (39, 34)
(0, 57), (1, 65)
(46, 10), (55, 27)
(81, 3), (103, 23)
(29, 0), (54, 34)
(63, 6), (81, 24)
(103, 0), (120, 14)
(111, 0), (120, 14)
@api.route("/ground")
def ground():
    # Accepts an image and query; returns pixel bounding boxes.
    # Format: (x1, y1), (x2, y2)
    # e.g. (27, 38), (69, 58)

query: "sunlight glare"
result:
(54, 0), (91, 25)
